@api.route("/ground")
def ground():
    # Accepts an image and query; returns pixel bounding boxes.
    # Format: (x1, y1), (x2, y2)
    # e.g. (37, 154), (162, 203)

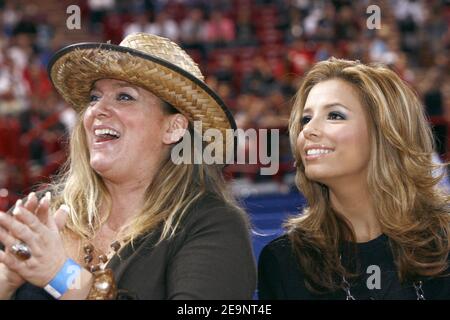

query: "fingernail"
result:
(40, 192), (51, 204)
(59, 204), (70, 214)
(27, 192), (36, 201)
(13, 200), (22, 216)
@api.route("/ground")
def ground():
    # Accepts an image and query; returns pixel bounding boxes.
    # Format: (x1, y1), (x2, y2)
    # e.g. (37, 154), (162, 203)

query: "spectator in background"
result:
(179, 7), (207, 61)
(423, 68), (444, 117)
(0, 159), (9, 211)
(123, 12), (152, 37)
(148, 10), (179, 41)
(394, 0), (425, 29)
(285, 7), (303, 42)
(102, 11), (125, 44)
(180, 7), (206, 46)
(369, 27), (399, 65)
(314, 3), (336, 42)
(1, 0), (21, 37)
(424, 7), (448, 55)
(241, 55), (277, 96)
(87, 0), (116, 33)
(216, 81), (236, 111)
(8, 21), (35, 72)
(287, 38), (314, 76)
(433, 153), (450, 193)
(23, 55), (52, 104)
(204, 10), (235, 48)
(334, 5), (360, 42)
(314, 41), (334, 61)
(0, 48), (28, 115)
(235, 6), (257, 47)
(212, 53), (234, 83)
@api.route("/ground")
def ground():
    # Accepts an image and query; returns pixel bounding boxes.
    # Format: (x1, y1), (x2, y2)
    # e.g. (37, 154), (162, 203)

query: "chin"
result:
(304, 169), (333, 184)
(90, 158), (114, 175)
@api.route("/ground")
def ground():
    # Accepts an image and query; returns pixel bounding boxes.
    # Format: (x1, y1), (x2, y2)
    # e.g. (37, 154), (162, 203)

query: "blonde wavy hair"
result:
(287, 57), (450, 293)
(46, 101), (240, 250)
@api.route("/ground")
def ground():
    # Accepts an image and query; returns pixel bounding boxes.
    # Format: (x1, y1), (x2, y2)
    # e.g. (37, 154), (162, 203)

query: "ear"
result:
(162, 113), (189, 145)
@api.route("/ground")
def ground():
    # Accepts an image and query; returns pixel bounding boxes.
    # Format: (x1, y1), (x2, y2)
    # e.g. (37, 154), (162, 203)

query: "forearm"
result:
(60, 268), (93, 300)
(1, 265), (94, 300)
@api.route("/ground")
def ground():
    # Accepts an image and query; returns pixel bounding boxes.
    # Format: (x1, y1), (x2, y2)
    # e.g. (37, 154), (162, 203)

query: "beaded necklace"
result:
(83, 241), (122, 272)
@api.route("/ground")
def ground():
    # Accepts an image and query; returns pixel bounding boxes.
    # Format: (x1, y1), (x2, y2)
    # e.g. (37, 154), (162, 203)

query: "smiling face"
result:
(297, 79), (371, 186)
(82, 79), (170, 183)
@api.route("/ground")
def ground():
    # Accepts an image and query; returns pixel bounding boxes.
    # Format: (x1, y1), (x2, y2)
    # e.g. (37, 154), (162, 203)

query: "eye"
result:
(117, 93), (135, 101)
(89, 94), (100, 103)
(300, 115), (311, 126)
(328, 111), (346, 120)
(89, 94), (99, 102)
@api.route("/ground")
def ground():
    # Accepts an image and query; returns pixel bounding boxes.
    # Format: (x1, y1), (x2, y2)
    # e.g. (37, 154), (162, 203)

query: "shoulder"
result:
(260, 234), (293, 260)
(258, 234), (311, 299)
(180, 193), (250, 233)
(258, 234), (298, 274)
(167, 193), (252, 254)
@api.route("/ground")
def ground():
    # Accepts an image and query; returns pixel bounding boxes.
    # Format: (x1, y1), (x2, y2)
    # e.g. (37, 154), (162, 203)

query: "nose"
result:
(302, 119), (322, 140)
(90, 95), (113, 119)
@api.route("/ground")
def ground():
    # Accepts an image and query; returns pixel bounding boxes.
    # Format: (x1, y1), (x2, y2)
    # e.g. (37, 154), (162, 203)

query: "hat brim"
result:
(48, 42), (237, 161)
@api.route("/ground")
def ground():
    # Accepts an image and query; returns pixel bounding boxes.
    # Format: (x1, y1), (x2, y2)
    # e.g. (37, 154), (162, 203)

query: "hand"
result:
(1, 192), (68, 291)
(0, 192), (45, 295)
(0, 192), (70, 288)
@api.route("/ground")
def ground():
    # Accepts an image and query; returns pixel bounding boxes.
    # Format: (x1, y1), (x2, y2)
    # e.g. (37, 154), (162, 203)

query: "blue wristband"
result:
(44, 258), (81, 299)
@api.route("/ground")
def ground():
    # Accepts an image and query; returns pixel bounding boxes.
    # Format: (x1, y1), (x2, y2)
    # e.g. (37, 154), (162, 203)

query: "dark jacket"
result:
(8, 193), (256, 299)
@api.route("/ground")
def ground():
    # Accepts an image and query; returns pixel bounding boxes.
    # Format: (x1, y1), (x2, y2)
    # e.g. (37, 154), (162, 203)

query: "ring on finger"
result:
(10, 241), (32, 261)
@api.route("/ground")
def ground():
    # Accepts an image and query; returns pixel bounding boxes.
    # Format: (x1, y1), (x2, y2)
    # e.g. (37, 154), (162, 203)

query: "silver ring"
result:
(10, 242), (32, 261)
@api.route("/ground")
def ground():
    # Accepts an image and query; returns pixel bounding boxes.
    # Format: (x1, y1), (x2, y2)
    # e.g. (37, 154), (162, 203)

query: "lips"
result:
(91, 125), (122, 146)
(94, 135), (118, 143)
(304, 145), (334, 160)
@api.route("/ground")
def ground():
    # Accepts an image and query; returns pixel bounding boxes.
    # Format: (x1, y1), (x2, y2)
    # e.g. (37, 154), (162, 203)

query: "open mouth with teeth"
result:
(304, 148), (335, 161)
(94, 128), (121, 142)
(306, 149), (333, 156)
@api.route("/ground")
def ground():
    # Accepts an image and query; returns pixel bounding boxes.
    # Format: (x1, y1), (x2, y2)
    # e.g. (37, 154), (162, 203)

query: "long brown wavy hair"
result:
(287, 57), (450, 293)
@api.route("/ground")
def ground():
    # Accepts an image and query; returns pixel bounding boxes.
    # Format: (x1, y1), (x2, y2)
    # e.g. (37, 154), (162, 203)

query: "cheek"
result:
(82, 112), (92, 137)
(336, 125), (371, 158)
(296, 132), (306, 158)
(130, 116), (164, 146)
(82, 108), (93, 126)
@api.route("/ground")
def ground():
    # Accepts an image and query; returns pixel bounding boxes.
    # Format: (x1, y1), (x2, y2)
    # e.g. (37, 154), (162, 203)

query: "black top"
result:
(9, 193), (256, 300)
(258, 234), (450, 300)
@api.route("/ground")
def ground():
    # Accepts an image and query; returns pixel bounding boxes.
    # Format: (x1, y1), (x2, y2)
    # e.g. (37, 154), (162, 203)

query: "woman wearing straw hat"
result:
(0, 33), (256, 300)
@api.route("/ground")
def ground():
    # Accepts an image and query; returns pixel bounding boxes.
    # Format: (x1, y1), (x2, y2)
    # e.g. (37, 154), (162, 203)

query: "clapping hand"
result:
(0, 192), (69, 293)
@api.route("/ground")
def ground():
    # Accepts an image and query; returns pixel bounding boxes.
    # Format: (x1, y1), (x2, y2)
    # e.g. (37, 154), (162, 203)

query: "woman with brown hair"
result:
(0, 33), (256, 300)
(258, 58), (449, 299)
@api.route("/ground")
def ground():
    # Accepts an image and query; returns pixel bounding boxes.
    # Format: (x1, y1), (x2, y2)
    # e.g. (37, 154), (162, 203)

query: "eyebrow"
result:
(112, 82), (140, 90)
(91, 81), (140, 92)
(303, 103), (350, 114)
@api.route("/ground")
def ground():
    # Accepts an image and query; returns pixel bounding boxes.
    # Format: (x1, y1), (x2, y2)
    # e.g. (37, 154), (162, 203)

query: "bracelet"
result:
(44, 258), (81, 299)
(87, 268), (117, 300)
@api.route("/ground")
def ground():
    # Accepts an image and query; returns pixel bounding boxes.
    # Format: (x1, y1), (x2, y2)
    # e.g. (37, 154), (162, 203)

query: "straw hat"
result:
(48, 32), (236, 160)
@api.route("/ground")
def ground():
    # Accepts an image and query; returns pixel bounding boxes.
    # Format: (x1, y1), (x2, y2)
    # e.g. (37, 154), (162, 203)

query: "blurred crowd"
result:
(0, 0), (449, 208)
